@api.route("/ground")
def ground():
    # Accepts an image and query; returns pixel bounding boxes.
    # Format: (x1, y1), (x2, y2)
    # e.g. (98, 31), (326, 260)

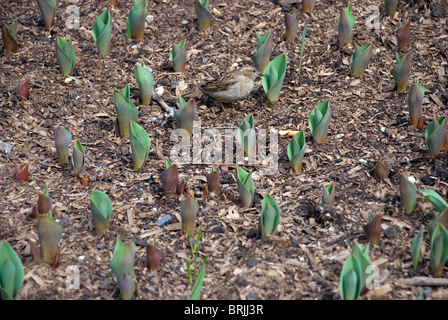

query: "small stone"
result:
(157, 214), (171, 227)
(246, 258), (258, 268)
(246, 292), (258, 300)
(0, 141), (12, 154)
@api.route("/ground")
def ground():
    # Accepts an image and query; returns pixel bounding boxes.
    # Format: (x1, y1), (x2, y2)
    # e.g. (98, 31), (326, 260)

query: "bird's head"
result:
(240, 66), (263, 80)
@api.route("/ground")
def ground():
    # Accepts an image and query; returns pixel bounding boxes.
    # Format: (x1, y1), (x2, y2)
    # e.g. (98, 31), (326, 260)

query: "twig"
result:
(399, 277), (448, 287)
(148, 93), (175, 123)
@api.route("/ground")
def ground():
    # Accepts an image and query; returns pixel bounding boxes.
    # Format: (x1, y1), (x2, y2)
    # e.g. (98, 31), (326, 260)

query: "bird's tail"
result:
(182, 89), (202, 99)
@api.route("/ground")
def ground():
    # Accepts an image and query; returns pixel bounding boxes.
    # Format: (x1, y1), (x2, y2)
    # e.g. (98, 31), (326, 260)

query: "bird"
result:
(183, 65), (263, 104)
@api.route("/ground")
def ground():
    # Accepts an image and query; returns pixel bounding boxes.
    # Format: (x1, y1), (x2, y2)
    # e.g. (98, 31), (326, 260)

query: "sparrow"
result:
(183, 65), (263, 103)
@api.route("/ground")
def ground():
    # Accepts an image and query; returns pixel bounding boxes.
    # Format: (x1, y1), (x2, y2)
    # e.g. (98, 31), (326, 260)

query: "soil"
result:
(1, 0), (448, 300)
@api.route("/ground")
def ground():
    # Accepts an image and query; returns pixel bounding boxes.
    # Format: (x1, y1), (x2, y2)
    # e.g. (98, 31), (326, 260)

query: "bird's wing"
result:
(182, 89), (203, 99)
(201, 73), (239, 93)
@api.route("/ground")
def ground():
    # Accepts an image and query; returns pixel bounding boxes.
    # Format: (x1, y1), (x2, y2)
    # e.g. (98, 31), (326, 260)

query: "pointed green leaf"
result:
(2, 22), (18, 53)
(261, 53), (287, 104)
(422, 189), (448, 213)
(71, 140), (85, 176)
(37, 214), (63, 263)
(287, 130), (306, 173)
(408, 81), (424, 128)
(338, 5), (355, 47)
(129, 121), (150, 170)
(174, 98), (197, 138)
(37, 0), (56, 31)
(0, 242), (24, 300)
(126, 0), (147, 41)
(110, 238), (136, 300)
(92, 9), (112, 56)
(260, 194), (281, 239)
(55, 126), (72, 165)
(425, 116), (447, 158)
(236, 166), (254, 208)
(411, 226), (424, 269)
(190, 256), (208, 300)
(285, 11), (298, 42)
(252, 32), (273, 73)
(133, 61), (154, 105)
(391, 53), (412, 92)
(180, 196), (199, 235)
(170, 39), (187, 73)
(194, 0), (212, 29)
(430, 224), (448, 276)
(400, 175), (417, 214)
(340, 255), (362, 300)
(56, 36), (76, 77)
(350, 43), (372, 77)
(114, 84), (139, 136)
(309, 100), (331, 143)
(396, 20), (411, 50)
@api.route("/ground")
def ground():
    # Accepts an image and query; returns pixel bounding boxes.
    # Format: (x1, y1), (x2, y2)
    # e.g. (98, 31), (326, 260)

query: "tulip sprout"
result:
(17, 77), (29, 99)
(399, 174), (417, 214)
(321, 182), (335, 206)
(194, 0), (212, 29)
(425, 116), (447, 158)
(285, 10), (298, 42)
(236, 166), (255, 208)
(252, 32), (273, 73)
(126, 0), (148, 41)
(146, 241), (163, 271)
(391, 53), (411, 93)
(72, 140), (85, 177)
(175, 97), (197, 138)
(180, 191), (199, 236)
(430, 224), (448, 276)
(350, 43), (372, 77)
(422, 189), (448, 214)
(160, 159), (180, 195)
(411, 226), (424, 269)
(287, 130), (306, 174)
(55, 126), (72, 165)
(429, 210), (448, 240)
(259, 194), (281, 240)
(37, 0), (56, 32)
(408, 81), (425, 129)
(262, 53), (287, 105)
(133, 61), (154, 106)
(302, 0), (316, 12)
(114, 84), (139, 136)
(338, 4), (355, 48)
(2, 22), (18, 53)
(0, 241), (24, 300)
(206, 168), (220, 195)
(129, 121), (150, 170)
(13, 162), (29, 182)
(309, 100), (331, 144)
(384, 0), (398, 19)
(110, 238), (136, 300)
(56, 36), (76, 77)
(37, 213), (63, 265)
(92, 9), (112, 56)
(340, 242), (373, 300)
(237, 114), (256, 158)
(363, 213), (382, 245)
(396, 20), (410, 51)
(90, 190), (113, 237)
(374, 159), (390, 182)
(170, 39), (187, 73)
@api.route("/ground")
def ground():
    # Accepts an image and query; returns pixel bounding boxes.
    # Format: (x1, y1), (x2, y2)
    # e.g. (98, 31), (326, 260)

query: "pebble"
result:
(0, 141), (12, 154)
(181, 20), (188, 25)
(155, 86), (164, 96)
(157, 214), (171, 227)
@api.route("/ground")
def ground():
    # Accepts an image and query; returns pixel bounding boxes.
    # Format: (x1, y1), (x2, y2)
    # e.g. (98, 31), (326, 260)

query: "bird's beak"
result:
(257, 71), (263, 77)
